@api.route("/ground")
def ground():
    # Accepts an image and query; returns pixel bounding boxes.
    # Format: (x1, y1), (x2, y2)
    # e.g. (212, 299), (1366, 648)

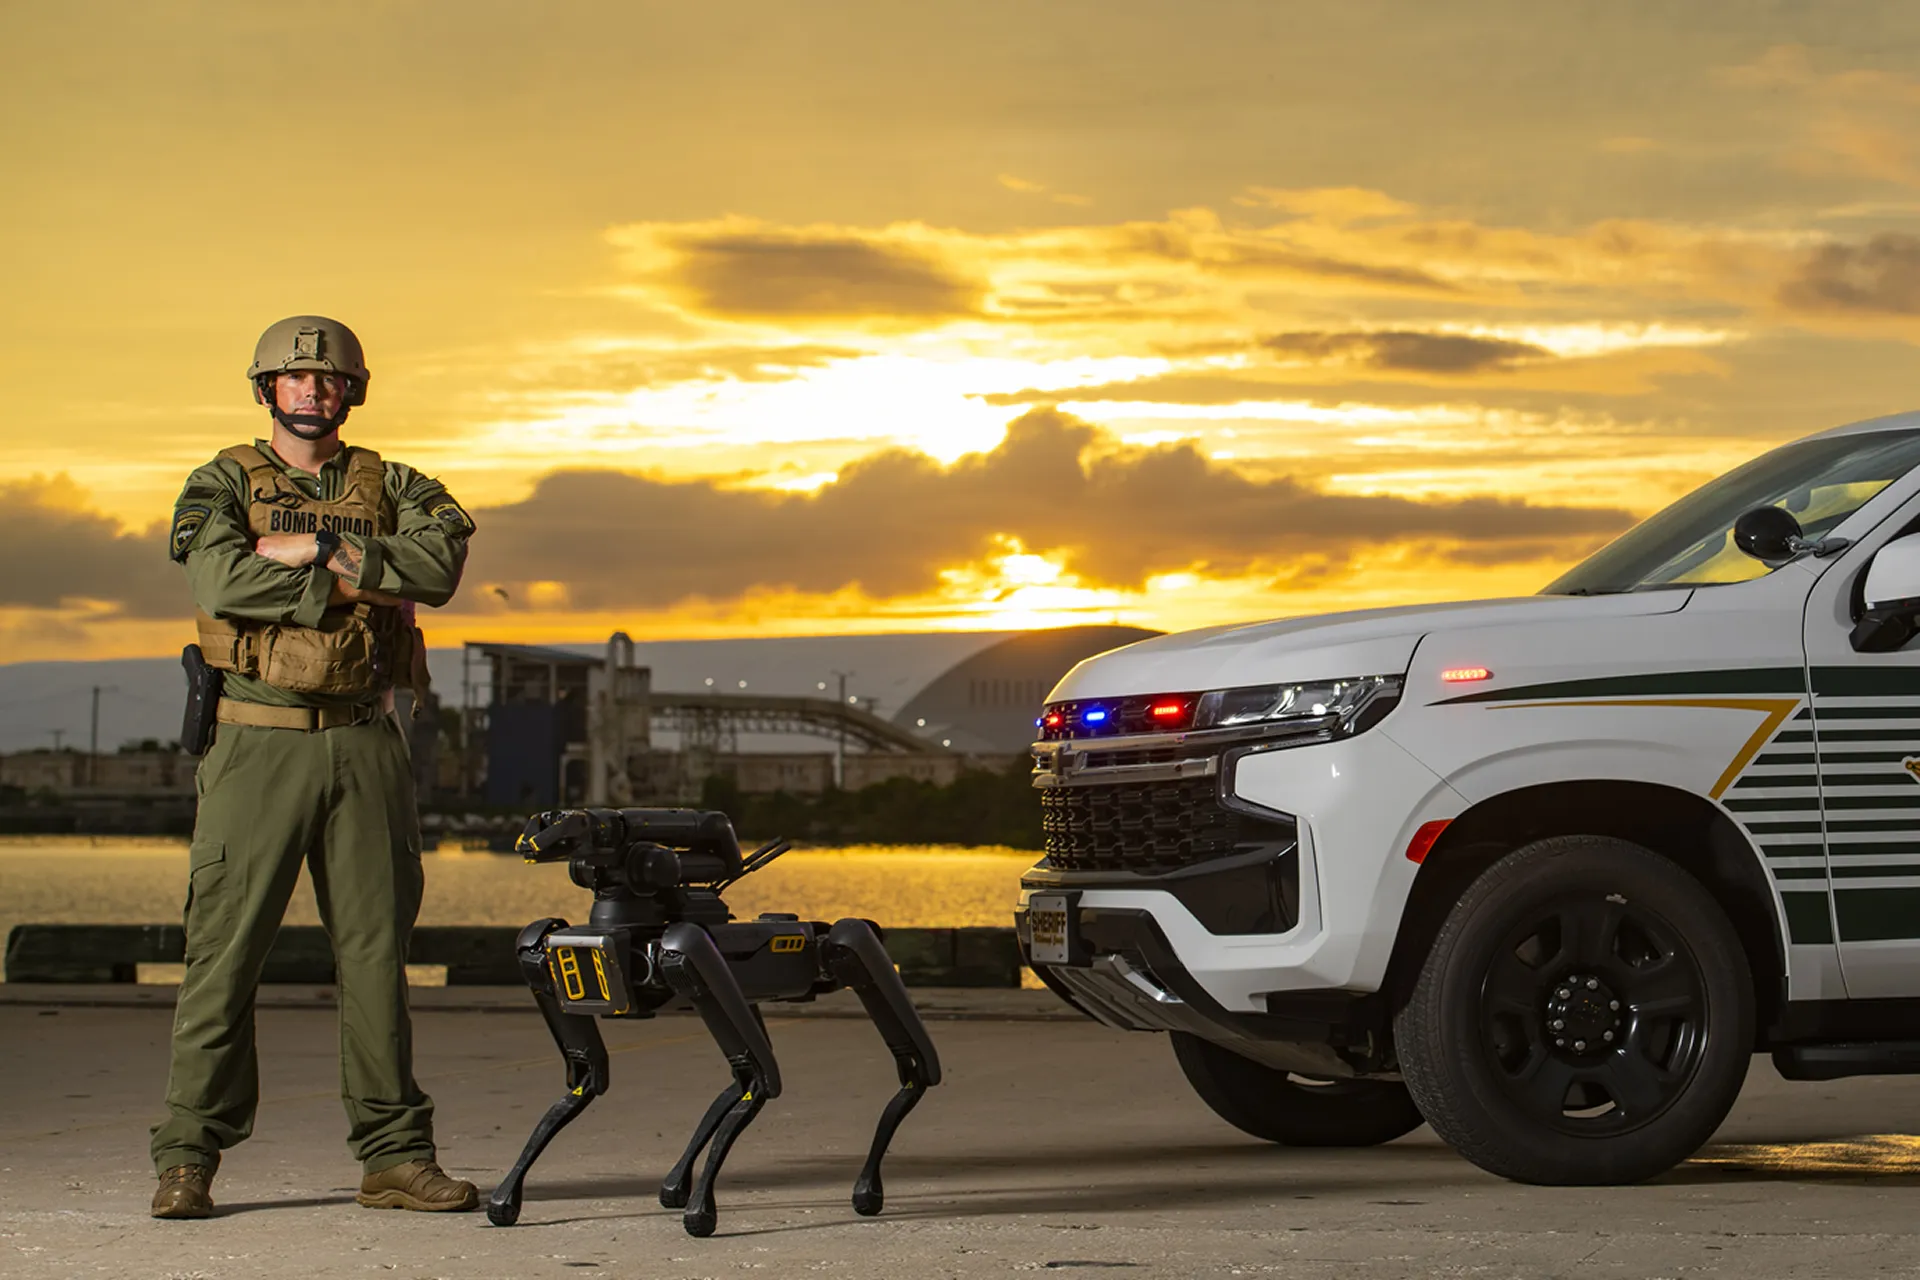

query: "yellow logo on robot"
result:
(770, 935), (806, 953)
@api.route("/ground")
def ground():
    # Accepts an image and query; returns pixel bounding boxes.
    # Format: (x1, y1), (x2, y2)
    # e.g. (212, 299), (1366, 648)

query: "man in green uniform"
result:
(151, 316), (480, 1219)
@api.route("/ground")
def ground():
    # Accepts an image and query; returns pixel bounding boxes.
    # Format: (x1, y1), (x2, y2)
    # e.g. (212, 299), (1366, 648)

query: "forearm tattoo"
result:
(326, 541), (363, 581)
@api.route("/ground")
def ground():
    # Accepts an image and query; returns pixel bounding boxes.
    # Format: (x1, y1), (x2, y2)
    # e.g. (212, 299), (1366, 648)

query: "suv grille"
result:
(1042, 775), (1280, 874)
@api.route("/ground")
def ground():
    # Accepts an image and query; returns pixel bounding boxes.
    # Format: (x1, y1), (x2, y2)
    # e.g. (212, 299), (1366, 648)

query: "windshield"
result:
(1543, 428), (1920, 596)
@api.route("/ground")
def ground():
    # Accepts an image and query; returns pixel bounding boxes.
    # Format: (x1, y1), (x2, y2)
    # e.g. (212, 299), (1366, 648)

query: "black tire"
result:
(1394, 834), (1753, 1185)
(1171, 1032), (1426, 1146)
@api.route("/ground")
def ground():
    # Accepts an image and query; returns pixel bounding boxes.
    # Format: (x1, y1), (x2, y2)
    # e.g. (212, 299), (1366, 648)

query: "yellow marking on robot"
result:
(770, 935), (806, 953)
(590, 948), (611, 1001)
(554, 948), (587, 1002)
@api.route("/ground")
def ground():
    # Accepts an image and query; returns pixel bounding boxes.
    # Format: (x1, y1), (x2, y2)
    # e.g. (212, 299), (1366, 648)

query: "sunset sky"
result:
(6, 3), (1920, 660)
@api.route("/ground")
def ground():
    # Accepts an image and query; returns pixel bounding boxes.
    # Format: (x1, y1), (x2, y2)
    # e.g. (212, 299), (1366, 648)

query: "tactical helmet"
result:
(247, 316), (370, 407)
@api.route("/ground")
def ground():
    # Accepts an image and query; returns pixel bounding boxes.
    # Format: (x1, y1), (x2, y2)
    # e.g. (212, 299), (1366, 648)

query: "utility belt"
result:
(181, 641), (389, 755)
(195, 603), (418, 699)
(215, 697), (387, 733)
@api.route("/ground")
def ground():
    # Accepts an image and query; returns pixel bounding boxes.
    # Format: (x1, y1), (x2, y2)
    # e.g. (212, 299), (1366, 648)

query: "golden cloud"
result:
(608, 216), (986, 323)
(456, 408), (1631, 612)
(1780, 233), (1920, 316)
(1262, 330), (1554, 374)
(599, 192), (1847, 342)
(1719, 44), (1920, 190)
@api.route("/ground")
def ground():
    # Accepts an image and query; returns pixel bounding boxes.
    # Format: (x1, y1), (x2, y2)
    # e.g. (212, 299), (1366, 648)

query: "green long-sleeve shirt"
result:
(170, 439), (474, 708)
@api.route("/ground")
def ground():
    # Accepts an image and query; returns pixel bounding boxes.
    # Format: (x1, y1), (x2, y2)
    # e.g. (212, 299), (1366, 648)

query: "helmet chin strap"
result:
(269, 403), (351, 440)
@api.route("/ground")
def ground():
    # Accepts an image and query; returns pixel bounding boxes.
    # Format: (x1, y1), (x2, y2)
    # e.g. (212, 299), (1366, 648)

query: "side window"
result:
(1849, 511), (1920, 622)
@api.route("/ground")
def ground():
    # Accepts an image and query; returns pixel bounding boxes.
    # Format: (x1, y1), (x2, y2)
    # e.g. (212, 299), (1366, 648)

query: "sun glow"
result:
(925, 541), (1129, 629)
(757, 471), (841, 492)
(473, 350), (1175, 468)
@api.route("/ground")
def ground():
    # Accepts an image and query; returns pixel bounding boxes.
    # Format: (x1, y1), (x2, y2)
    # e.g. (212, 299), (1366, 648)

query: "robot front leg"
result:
(659, 1005), (775, 1209)
(658, 1077), (743, 1210)
(487, 920), (611, 1227)
(658, 922), (782, 1238)
(823, 918), (944, 1216)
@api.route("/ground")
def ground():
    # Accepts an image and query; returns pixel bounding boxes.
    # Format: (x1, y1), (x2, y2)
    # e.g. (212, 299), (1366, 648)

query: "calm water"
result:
(0, 837), (1040, 980)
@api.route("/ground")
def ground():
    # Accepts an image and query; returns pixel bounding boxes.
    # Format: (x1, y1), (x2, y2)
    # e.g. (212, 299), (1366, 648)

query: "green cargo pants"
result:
(150, 712), (435, 1175)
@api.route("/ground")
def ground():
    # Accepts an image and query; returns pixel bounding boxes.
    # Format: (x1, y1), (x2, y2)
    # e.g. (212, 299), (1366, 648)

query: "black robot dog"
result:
(486, 807), (943, 1237)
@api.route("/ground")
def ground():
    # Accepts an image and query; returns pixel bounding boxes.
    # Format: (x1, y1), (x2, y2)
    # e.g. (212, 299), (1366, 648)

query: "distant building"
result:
(0, 748), (197, 794)
(894, 625), (1160, 752)
(0, 751), (86, 792)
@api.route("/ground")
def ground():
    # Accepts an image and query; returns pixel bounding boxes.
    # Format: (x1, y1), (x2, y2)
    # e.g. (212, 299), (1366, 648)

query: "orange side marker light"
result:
(1441, 667), (1492, 683)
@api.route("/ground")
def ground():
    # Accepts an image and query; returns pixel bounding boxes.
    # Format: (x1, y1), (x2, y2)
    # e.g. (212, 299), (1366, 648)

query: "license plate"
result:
(1028, 894), (1072, 965)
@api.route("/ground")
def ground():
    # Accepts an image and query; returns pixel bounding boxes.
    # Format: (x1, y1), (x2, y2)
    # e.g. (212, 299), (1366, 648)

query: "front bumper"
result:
(1012, 901), (1389, 1076)
(1022, 728), (1466, 1014)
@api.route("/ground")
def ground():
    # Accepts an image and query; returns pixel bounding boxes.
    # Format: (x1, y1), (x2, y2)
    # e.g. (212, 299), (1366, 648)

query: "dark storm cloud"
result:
(0, 480), (185, 617)
(1780, 233), (1920, 317)
(460, 410), (1631, 609)
(1263, 330), (1553, 373)
(654, 229), (984, 319)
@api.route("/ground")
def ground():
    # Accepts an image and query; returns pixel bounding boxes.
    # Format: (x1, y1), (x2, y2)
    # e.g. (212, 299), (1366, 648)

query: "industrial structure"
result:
(459, 625), (1158, 809)
(466, 633), (989, 808)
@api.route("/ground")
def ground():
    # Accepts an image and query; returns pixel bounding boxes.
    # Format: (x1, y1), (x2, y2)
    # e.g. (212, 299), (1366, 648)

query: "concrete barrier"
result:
(3, 923), (1022, 988)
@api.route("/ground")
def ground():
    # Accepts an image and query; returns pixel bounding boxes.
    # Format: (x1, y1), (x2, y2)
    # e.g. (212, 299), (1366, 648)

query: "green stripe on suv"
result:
(1433, 667), (1805, 706)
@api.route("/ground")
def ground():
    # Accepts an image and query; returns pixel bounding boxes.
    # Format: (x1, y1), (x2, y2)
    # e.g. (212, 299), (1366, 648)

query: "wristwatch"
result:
(313, 527), (341, 567)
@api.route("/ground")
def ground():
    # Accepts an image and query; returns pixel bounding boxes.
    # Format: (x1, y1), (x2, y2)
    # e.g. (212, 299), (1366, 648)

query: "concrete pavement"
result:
(4, 1000), (1920, 1279)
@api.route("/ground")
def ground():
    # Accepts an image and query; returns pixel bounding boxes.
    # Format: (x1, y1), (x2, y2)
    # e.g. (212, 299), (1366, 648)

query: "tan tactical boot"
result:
(355, 1160), (477, 1212)
(151, 1165), (215, 1219)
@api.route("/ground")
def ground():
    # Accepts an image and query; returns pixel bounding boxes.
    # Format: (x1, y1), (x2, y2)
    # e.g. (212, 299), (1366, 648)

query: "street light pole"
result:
(89, 685), (100, 786)
(829, 669), (854, 789)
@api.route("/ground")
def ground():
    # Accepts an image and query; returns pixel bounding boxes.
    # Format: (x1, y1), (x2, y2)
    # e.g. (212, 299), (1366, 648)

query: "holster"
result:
(180, 644), (224, 756)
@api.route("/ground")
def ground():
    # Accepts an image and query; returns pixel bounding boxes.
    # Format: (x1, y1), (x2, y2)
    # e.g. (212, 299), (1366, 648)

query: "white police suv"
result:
(1016, 411), (1920, 1184)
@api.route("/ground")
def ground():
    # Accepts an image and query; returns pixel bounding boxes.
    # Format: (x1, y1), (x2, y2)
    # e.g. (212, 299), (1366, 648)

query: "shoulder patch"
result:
(427, 495), (475, 537)
(169, 503), (213, 562)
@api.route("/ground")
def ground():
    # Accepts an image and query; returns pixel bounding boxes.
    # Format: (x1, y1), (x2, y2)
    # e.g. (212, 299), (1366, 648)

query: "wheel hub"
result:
(1543, 971), (1621, 1055)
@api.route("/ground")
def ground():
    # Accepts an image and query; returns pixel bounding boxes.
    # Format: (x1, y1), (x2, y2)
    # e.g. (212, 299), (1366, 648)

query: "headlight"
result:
(1193, 675), (1401, 735)
(1035, 674), (1403, 741)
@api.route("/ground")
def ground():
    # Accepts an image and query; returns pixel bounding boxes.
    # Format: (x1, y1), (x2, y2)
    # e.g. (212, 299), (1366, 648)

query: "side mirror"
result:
(1851, 533), (1920, 653)
(1862, 535), (1920, 611)
(1733, 505), (1803, 562)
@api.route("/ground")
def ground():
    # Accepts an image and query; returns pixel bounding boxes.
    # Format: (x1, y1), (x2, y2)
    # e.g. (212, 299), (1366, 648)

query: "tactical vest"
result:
(195, 444), (420, 699)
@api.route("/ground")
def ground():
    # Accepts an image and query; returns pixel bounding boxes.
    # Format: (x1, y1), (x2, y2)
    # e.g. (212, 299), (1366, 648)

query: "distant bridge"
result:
(645, 691), (948, 754)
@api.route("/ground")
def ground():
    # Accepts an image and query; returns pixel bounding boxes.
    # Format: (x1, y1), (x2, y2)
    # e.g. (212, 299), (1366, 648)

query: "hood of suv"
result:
(1049, 592), (1693, 700)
